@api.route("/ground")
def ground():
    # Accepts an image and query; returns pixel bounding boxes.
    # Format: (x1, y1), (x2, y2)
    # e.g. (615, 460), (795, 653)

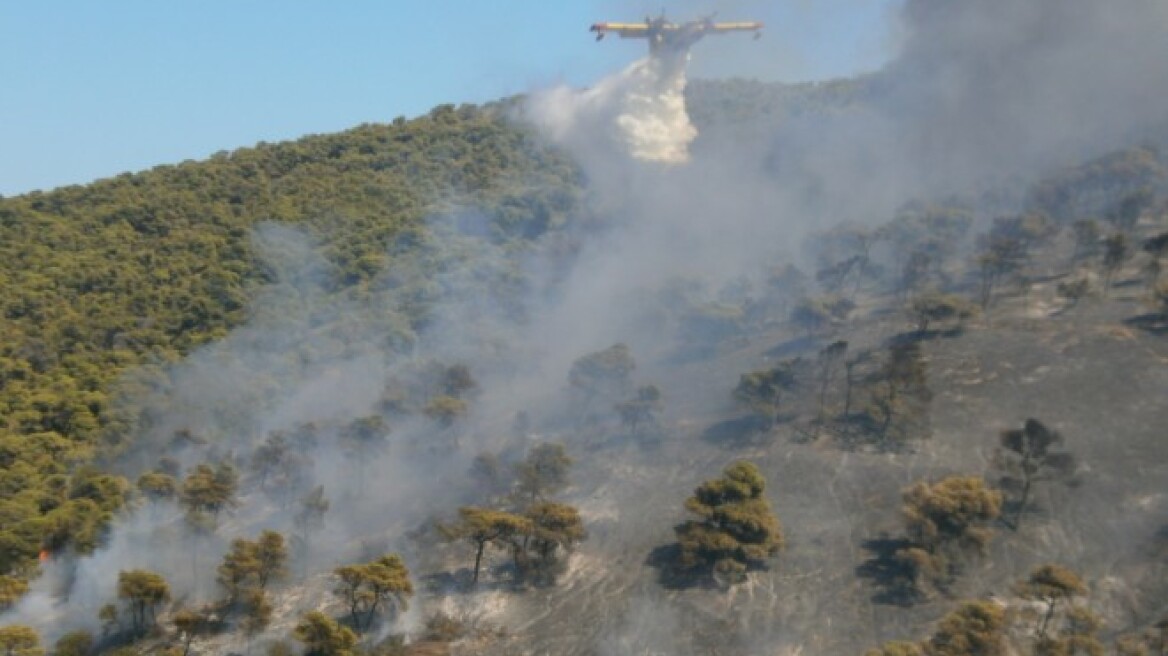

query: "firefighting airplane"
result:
(590, 13), (763, 57)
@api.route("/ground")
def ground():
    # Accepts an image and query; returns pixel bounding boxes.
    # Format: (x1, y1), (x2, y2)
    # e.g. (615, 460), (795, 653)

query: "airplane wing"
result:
(590, 22), (661, 40)
(708, 21), (764, 34)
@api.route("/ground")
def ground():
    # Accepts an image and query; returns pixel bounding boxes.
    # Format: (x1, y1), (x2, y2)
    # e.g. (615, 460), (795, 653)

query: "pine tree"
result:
(673, 461), (783, 586)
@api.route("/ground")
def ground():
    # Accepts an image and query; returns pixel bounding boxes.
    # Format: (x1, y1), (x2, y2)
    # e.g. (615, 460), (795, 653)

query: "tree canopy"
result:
(673, 461), (783, 585)
(333, 553), (413, 632)
(568, 343), (636, 406)
(294, 611), (357, 656)
(894, 476), (1003, 596)
(116, 569), (171, 634)
(0, 101), (586, 580)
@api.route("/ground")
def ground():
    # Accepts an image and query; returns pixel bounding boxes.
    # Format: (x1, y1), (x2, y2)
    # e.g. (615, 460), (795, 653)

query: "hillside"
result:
(0, 72), (1167, 656)
(0, 100), (586, 578)
(0, 78), (877, 582)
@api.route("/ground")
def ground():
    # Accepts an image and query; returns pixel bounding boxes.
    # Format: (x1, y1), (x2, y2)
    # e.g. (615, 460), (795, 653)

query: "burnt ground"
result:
(422, 272), (1168, 655)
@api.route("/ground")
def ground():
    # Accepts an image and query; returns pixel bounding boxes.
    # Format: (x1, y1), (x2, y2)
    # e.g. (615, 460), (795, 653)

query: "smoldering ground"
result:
(508, 1), (1168, 653)
(0, 224), (518, 643)
(5, 0), (1168, 652)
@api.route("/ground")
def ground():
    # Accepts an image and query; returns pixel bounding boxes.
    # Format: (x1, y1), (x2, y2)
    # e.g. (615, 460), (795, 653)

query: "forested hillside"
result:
(1, 73), (1167, 656)
(0, 78), (885, 583)
(686, 76), (877, 134)
(0, 100), (585, 579)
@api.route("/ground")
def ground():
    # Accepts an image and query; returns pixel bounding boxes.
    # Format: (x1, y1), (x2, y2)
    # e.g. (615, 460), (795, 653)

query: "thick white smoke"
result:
(527, 55), (697, 164)
(6, 1), (1168, 651)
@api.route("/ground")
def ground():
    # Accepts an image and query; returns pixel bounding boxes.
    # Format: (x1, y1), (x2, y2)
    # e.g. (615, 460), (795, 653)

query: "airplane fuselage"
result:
(590, 18), (763, 59)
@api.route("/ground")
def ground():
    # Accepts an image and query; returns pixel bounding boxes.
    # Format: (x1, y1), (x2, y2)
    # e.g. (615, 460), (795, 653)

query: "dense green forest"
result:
(0, 100), (586, 579)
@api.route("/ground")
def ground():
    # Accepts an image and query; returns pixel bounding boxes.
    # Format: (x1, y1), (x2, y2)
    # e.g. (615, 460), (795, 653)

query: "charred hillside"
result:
(3, 1), (1168, 649)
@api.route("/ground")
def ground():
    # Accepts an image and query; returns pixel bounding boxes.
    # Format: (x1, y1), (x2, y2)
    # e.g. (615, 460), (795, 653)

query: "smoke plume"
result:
(528, 55), (697, 165)
(6, 1), (1168, 653)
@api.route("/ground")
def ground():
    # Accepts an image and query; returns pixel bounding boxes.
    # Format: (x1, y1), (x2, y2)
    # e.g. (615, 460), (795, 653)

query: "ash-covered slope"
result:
(4, 0), (1168, 654)
(457, 261), (1168, 656)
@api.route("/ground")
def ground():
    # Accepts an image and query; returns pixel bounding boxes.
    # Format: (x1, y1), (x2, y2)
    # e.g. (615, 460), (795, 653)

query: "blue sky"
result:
(0, 1), (902, 196)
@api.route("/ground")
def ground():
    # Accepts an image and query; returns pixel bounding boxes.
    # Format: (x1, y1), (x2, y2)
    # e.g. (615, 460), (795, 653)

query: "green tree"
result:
(172, 609), (204, 656)
(293, 485), (330, 549)
(249, 432), (291, 491)
(136, 470), (178, 503)
(925, 601), (1006, 656)
(568, 343), (635, 408)
(1014, 564), (1103, 655)
(866, 342), (932, 449)
(218, 530), (288, 599)
(733, 358), (802, 428)
(0, 575), (28, 611)
(180, 461), (239, 520)
(614, 385), (663, 435)
(254, 530), (288, 589)
(810, 222), (880, 295)
(1016, 564), (1087, 638)
(994, 419), (1076, 529)
(239, 589), (274, 642)
(514, 443), (571, 504)
(976, 236), (1026, 309)
(1028, 146), (1163, 222)
(440, 363), (478, 398)
(897, 477), (1002, 594)
(51, 631), (93, 656)
(217, 537), (261, 599)
(446, 507), (530, 585)
(422, 395), (467, 427)
(98, 603), (119, 636)
(333, 554), (413, 632)
(878, 203), (974, 288)
(523, 501), (587, 583)
(266, 641), (298, 656)
(673, 461), (783, 586)
(293, 611), (357, 656)
(117, 569), (171, 634)
(865, 642), (925, 656)
(0, 625), (42, 656)
(1044, 606), (1105, 656)
(40, 498), (109, 556)
(975, 215), (1047, 309)
(469, 452), (512, 502)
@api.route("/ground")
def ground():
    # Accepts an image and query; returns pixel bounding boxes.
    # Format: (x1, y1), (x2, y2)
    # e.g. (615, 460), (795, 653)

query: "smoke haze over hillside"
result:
(528, 55), (698, 165)
(883, 0), (1168, 189)
(4, 1), (1168, 652)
